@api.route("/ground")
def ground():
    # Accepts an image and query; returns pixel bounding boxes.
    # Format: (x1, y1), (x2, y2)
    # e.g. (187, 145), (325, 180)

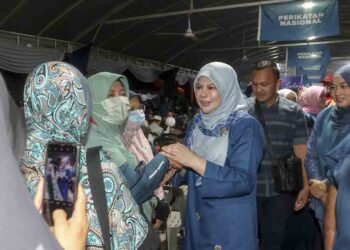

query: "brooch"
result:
(219, 127), (228, 136)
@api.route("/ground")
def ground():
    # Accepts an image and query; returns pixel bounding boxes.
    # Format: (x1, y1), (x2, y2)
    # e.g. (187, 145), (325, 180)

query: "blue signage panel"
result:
(288, 45), (330, 67)
(258, 0), (339, 41)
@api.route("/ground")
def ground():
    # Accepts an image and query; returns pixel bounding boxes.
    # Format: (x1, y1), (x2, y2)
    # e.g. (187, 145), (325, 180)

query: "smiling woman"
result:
(162, 61), (265, 250)
(330, 76), (350, 108)
(303, 63), (350, 250)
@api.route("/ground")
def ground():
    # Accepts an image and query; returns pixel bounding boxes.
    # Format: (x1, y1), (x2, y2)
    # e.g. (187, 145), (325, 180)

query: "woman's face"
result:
(107, 81), (125, 98)
(194, 76), (221, 114)
(330, 76), (350, 108)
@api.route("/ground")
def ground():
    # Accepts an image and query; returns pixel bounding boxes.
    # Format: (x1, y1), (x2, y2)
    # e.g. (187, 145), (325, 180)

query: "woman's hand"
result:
(294, 187), (310, 211)
(159, 151), (182, 170)
(33, 178), (88, 250)
(324, 185), (337, 250)
(309, 179), (328, 199)
(162, 143), (206, 176)
(52, 185), (88, 250)
(160, 168), (178, 186)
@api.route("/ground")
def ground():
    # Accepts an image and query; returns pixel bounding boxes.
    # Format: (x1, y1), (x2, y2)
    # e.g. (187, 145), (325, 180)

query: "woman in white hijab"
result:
(277, 88), (298, 103)
(162, 62), (265, 250)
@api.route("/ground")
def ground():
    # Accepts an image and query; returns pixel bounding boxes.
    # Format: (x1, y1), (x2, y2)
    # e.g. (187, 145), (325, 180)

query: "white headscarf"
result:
(277, 88), (296, 97)
(194, 62), (247, 128)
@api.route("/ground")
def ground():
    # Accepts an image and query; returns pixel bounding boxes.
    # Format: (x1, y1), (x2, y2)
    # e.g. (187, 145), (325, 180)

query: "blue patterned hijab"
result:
(21, 62), (147, 249)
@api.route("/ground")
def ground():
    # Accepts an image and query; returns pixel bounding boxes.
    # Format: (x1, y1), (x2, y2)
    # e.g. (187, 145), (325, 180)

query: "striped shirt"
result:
(247, 96), (308, 197)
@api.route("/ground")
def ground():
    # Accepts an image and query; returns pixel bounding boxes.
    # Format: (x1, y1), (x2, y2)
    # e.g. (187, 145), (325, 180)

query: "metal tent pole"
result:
(285, 47), (288, 76)
(191, 39), (350, 52)
(37, 0), (85, 36)
(105, 0), (294, 24)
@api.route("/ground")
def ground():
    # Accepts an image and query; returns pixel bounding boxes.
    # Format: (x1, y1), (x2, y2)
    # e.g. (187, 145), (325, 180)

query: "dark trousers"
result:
(284, 207), (323, 250)
(258, 195), (323, 250)
(257, 194), (294, 250)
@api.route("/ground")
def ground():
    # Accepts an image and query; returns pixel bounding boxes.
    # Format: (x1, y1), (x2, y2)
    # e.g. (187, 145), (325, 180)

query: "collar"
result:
(256, 94), (280, 110)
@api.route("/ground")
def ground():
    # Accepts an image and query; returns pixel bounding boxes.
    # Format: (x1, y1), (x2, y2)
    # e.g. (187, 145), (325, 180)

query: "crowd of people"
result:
(1, 58), (350, 250)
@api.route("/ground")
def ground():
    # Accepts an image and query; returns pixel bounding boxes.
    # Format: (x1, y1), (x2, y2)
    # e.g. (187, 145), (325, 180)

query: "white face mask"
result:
(101, 96), (130, 125)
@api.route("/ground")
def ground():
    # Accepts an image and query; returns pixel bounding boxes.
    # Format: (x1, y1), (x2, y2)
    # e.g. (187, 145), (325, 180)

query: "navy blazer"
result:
(175, 112), (264, 250)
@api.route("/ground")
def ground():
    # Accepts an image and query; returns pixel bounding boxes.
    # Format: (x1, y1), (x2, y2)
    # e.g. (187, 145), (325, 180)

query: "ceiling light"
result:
(302, 2), (316, 9)
(310, 54), (318, 58)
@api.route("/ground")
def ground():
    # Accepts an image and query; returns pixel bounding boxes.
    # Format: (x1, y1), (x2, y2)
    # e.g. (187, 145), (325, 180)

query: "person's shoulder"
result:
(246, 97), (255, 106)
(246, 97), (255, 104)
(279, 96), (299, 109)
(228, 111), (260, 129)
(227, 112), (263, 141)
(245, 97), (256, 113)
(316, 105), (333, 121)
(278, 96), (303, 115)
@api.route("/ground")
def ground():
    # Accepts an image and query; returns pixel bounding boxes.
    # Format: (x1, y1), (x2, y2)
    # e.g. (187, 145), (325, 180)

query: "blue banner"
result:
(258, 0), (339, 41)
(280, 75), (303, 88)
(288, 44), (330, 67)
(296, 65), (327, 77)
(296, 64), (326, 84)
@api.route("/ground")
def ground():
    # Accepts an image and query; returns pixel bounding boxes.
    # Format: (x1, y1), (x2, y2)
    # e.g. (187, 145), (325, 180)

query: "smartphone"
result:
(42, 142), (80, 226)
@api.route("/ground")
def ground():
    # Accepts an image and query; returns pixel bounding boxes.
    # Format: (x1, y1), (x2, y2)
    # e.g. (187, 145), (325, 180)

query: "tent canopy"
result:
(1, 0), (350, 79)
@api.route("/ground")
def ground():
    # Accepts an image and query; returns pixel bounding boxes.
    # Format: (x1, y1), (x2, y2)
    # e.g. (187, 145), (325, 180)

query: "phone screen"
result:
(43, 142), (80, 225)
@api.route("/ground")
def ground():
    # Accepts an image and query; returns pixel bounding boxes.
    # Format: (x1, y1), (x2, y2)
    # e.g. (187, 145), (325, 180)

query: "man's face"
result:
(252, 68), (279, 106)
(60, 157), (69, 168)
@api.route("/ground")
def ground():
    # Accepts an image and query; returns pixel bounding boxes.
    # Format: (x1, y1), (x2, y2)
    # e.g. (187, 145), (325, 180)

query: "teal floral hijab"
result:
(22, 62), (90, 185)
(21, 62), (147, 249)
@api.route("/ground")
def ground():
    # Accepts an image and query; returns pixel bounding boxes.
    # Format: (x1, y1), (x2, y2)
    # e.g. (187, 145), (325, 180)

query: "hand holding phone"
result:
(51, 185), (88, 250)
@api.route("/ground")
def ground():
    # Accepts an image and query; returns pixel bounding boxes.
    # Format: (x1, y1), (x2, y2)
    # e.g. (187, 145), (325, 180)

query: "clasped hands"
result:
(160, 143), (193, 169)
(309, 179), (328, 205)
(160, 143), (206, 176)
